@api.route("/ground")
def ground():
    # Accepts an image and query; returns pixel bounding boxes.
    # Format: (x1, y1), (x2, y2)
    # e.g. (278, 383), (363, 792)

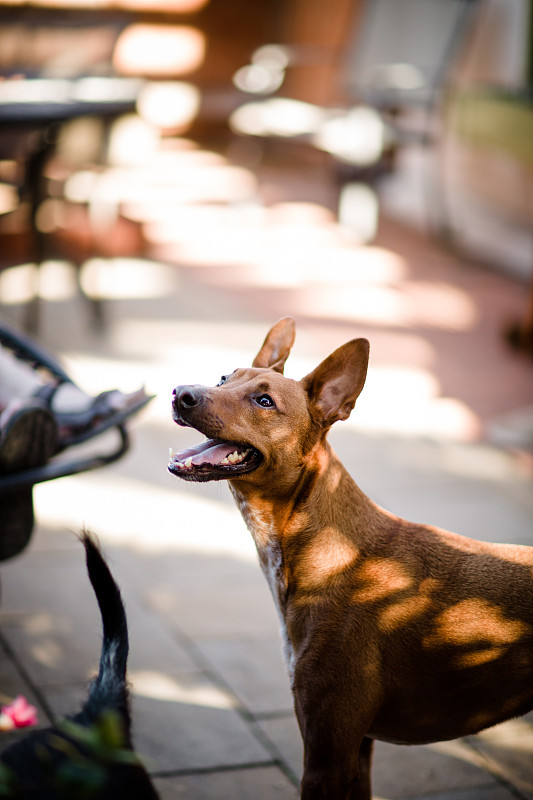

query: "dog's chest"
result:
(231, 491), (295, 676)
(258, 540), (295, 678)
(236, 499), (288, 608)
(259, 540), (286, 610)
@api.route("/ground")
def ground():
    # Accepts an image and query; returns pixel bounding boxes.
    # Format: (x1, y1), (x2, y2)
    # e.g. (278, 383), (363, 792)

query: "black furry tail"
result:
(78, 531), (130, 730)
(0, 532), (159, 798)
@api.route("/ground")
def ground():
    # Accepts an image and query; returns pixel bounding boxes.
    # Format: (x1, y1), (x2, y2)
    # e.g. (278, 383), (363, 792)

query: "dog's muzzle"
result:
(169, 383), (263, 481)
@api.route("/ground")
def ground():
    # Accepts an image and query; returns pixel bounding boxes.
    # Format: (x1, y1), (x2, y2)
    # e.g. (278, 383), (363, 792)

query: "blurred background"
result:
(1, 1), (533, 797)
(0, 0), (532, 435)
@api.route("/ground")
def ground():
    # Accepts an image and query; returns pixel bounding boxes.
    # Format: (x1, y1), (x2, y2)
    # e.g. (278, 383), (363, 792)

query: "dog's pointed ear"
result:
(301, 339), (369, 427)
(252, 317), (296, 374)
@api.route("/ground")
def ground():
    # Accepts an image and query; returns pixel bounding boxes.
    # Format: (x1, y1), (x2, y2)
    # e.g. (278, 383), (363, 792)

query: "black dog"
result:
(0, 533), (159, 799)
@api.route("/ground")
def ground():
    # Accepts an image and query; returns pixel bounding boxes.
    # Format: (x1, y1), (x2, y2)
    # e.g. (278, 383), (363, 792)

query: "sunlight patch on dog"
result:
(378, 594), (433, 632)
(353, 559), (413, 603)
(466, 709), (510, 734)
(424, 599), (530, 650)
(325, 462), (343, 492)
(298, 527), (358, 590)
(270, 423), (298, 444)
(284, 510), (311, 537)
(377, 577), (440, 629)
(234, 497), (277, 550)
(455, 646), (507, 669)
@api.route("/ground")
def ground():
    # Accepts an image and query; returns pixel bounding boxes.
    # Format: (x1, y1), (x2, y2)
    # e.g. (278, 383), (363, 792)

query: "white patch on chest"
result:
(232, 491), (295, 678)
(259, 540), (295, 679)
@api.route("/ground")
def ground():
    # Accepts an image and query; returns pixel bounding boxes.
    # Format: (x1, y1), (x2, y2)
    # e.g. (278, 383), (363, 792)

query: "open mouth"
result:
(168, 438), (262, 482)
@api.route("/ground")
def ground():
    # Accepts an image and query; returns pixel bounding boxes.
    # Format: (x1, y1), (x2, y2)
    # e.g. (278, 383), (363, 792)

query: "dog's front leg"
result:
(351, 737), (374, 800)
(296, 681), (376, 800)
(300, 735), (374, 800)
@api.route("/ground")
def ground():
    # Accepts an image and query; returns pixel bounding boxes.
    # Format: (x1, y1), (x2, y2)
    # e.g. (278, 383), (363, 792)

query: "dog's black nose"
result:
(173, 385), (203, 412)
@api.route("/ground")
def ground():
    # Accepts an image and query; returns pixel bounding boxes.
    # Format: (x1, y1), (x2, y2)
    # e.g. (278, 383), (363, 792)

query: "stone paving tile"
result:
(328, 431), (477, 495)
(25, 525), (84, 554)
(147, 577), (280, 640)
(500, 479), (533, 519)
(42, 671), (274, 774)
(254, 713), (302, 782)
(468, 719), (533, 800)
(117, 547), (261, 593)
(327, 432), (532, 545)
(130, 672), (276, 774)
(2, 585), (196, 686)
(0, 546), (96, 619)
(153, 766), (298, 799)
(372, 740), (506, 800)
(379, 486), (533, 545)
(330, 431), (527, 495)
(0, 549), (103, 686)
(116, 518), (279, 652)
(403, 788), (517, 800)
(122, 600), (199, 675)
(326, 431), (533, 548)
(254, 714), (519, 800)
(2, 615), (100, 686)
(196, 635), (292, 716)
(0, 538), (198, 685)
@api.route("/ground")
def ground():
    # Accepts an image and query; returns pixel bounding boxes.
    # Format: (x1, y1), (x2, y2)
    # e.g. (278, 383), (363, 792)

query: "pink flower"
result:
(0, 695), (38, 731)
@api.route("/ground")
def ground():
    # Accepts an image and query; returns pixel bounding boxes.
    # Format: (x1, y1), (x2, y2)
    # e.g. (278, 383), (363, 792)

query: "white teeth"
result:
(223, 448), (251, 466)
(171, 447), (252, 470)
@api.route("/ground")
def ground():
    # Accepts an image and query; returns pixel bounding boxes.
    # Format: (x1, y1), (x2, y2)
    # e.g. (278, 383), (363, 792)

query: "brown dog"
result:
(169, 317), (533, 800)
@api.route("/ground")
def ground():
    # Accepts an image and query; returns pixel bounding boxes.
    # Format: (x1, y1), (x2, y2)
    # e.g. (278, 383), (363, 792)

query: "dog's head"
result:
(169, 318), (369, 487)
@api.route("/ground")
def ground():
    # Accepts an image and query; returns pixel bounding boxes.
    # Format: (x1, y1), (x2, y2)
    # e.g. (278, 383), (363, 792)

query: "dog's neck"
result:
(229, 440), (395, 670)
(230, 440), (388, 596)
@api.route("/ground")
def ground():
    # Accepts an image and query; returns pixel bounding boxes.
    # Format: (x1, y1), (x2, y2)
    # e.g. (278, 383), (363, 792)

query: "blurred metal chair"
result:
(0, 322), (132, 561)
(230, 0), (481, 241)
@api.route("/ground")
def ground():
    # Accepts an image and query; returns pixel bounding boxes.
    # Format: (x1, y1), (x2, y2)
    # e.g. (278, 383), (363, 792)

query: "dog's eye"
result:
(217, 375), (228, 387)
(255, 394), (275, 408)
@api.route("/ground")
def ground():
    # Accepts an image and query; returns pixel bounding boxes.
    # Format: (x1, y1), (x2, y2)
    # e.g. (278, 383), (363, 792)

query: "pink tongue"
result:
(176, 439), (242, 466)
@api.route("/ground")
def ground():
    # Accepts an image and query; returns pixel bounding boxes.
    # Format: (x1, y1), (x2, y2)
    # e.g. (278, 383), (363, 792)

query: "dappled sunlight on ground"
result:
(131, 671), (236, 709)
(1, 132), (530, 445)
(47, 315), (481, 441)
(0, 258), (178, 304)
(34, 471), (256, 559)
(293, 280), (477, 330)
(350, 365), (480, 440)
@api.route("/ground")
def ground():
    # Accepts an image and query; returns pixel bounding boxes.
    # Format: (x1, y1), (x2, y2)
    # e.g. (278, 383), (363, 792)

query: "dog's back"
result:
(0, 533), (158, 799)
